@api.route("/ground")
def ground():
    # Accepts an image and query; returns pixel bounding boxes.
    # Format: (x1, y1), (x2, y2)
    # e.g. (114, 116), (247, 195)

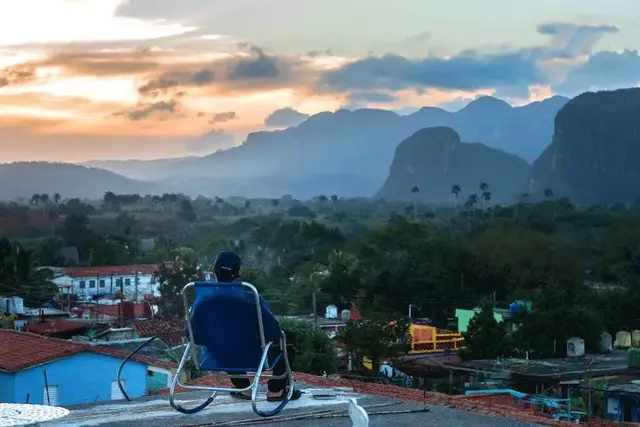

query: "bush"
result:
(279, 318), (338, 375)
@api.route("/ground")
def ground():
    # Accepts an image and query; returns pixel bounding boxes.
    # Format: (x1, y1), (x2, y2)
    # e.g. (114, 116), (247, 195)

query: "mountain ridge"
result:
(84, 95), (568, 198)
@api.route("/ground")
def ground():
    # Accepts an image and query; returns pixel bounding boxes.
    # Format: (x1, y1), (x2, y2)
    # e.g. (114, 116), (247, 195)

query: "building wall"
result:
(456, 308), (504, 333)
(54, 274), (157, 300)
(10, 352), (148, 405)
(0, 371), (15, 403)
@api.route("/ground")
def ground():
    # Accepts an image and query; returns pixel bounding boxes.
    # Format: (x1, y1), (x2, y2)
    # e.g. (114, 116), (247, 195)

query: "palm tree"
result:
(482, 191), (492, 211)
(465, 194), (479, 217)
(30, 194), (40, 206)
(544, 188), (554, 198)
(0, 239), (57, 306)
(479, 182), (489, 211)
(410, 186), (420, 220)
(330, 195), (338, 213)
(53, 193), (61, 205)
(451, 185), (461, 213)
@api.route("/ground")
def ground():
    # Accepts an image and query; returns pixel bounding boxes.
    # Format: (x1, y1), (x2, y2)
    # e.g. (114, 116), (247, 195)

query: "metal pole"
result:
(312, 289), (318, 329)
(44, 370), (50, 405)
(408, 304), (413, 321)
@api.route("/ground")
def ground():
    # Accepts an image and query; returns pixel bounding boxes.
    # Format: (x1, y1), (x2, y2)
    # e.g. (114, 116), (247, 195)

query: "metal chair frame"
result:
(169, 281), (294, 417)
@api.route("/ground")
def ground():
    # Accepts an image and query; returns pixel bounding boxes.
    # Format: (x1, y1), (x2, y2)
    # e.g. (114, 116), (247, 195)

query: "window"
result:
(79, 280), (86, 289)
(150, 277), (156, 285)
(43, 385), (59, 406)
(125, 278), (131, 286)
(99, 279), (106, 288)
(89, 280), (96, 288)
(115, 278), (122, 286)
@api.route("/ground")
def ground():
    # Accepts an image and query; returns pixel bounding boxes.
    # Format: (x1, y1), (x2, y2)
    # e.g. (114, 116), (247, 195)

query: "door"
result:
(111, 380), (125, 400)
(43, 385), (59, 406)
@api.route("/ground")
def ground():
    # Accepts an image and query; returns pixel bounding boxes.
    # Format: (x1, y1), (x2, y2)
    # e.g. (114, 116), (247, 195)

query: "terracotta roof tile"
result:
(0, 329), (176, 373)
(133, 319), (185, 347)
(24, 321), (88, 336)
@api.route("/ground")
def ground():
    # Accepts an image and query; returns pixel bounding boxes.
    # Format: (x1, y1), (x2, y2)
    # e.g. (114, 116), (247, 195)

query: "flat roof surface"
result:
(456, 350), (630, 378)
(40, 383), (545, 427)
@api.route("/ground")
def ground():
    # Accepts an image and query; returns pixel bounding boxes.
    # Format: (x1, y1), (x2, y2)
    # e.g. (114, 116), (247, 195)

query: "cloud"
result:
(317, 50), (545, 97)
(264, 108), (310, 127)
(554, 50), (640, 96)
(136, 44), (309, 96)
(185, 129), (235, 153)
(113, 98), (181, 121)
(208, 111), (237, 124)
(0, 65), (36, 87)
(537, 23), (619, 57)
(138, 68), (214, 96)
(27, 49), (167, 78)
(314, 21), (631, 101)
(229, 46), (279, 79)
(347, 91), (397, 104)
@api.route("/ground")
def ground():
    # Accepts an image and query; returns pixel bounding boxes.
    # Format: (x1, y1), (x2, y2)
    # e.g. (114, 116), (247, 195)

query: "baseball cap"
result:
(213, 250), (242, 276)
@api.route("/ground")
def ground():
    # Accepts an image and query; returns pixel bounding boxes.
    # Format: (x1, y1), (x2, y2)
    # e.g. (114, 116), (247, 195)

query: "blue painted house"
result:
(0, 329), (176, 405)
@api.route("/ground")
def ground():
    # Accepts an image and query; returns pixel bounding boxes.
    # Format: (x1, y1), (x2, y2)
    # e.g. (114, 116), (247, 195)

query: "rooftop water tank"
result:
(325, 304), (338, 319)
(617, 331), (632, 349)
(632, 330), (640, 348)
(567, 337), (585, 358)
(11, 297), (24, 315)
(509, 302), (522, 316)
(341, 309), (351, 322)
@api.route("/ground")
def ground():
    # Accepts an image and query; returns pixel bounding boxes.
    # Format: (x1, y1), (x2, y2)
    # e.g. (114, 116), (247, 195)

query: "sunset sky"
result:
(0, 0), (639, 162)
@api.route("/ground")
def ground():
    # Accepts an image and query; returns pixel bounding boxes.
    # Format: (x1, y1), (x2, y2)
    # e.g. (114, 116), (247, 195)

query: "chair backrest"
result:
(189, 282), (282, 372)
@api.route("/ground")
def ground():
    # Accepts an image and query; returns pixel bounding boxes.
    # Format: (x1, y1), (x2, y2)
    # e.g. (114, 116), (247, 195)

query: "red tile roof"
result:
(63, 265), (158, 278)
(133, 319), (185, 347)
(85, 302), (153, 319)
(0, 329), (176, 373)
(24, 321), (88, 336)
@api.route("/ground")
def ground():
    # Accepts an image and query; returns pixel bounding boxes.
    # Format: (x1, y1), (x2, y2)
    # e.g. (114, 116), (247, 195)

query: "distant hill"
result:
(377, 127), (530, 204)
(83, 157), (196, 181)
(528, 88), (640, 205)
(86, 96), (568, 199)
(0, 162), (160, 200)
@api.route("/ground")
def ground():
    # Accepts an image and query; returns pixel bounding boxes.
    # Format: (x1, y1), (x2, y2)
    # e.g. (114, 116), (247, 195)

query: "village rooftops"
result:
(454, 350), (631, 380)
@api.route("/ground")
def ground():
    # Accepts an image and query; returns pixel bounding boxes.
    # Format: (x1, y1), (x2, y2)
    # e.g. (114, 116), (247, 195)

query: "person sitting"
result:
(212, 250), (302, 401)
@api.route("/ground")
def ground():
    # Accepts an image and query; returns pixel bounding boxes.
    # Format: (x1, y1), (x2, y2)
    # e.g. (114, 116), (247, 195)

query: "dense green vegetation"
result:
(4, 187), (640, 366)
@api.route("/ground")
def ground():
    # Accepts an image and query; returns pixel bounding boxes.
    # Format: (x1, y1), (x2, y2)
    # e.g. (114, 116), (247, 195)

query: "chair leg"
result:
(169, 342), (217, 414)
(251, 336), (295, 418)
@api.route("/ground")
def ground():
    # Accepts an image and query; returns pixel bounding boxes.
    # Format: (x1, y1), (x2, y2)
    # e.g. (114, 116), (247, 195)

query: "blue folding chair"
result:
(169, 281), (295, 417)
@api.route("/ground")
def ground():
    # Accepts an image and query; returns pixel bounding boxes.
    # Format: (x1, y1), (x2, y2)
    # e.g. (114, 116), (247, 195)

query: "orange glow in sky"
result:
(0, 0), (636, 162)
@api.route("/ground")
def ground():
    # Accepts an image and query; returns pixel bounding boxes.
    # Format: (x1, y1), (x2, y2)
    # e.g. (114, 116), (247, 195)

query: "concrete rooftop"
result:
(38, 382), (546, 427)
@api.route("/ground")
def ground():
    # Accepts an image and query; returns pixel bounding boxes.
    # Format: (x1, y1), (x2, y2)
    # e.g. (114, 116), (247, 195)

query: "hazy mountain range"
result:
(71, 95), (568, 200)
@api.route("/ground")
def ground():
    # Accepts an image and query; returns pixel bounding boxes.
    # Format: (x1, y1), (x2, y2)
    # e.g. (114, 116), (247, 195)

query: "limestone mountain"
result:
(528, 88), (640, 205)
(87, 96), (567, 199)
(377, 127), (530, 204)
(0, 162), (160, 200)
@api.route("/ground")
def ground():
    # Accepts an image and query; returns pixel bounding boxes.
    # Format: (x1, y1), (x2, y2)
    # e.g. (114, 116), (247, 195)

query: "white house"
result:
(53, 265), (159, 301)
